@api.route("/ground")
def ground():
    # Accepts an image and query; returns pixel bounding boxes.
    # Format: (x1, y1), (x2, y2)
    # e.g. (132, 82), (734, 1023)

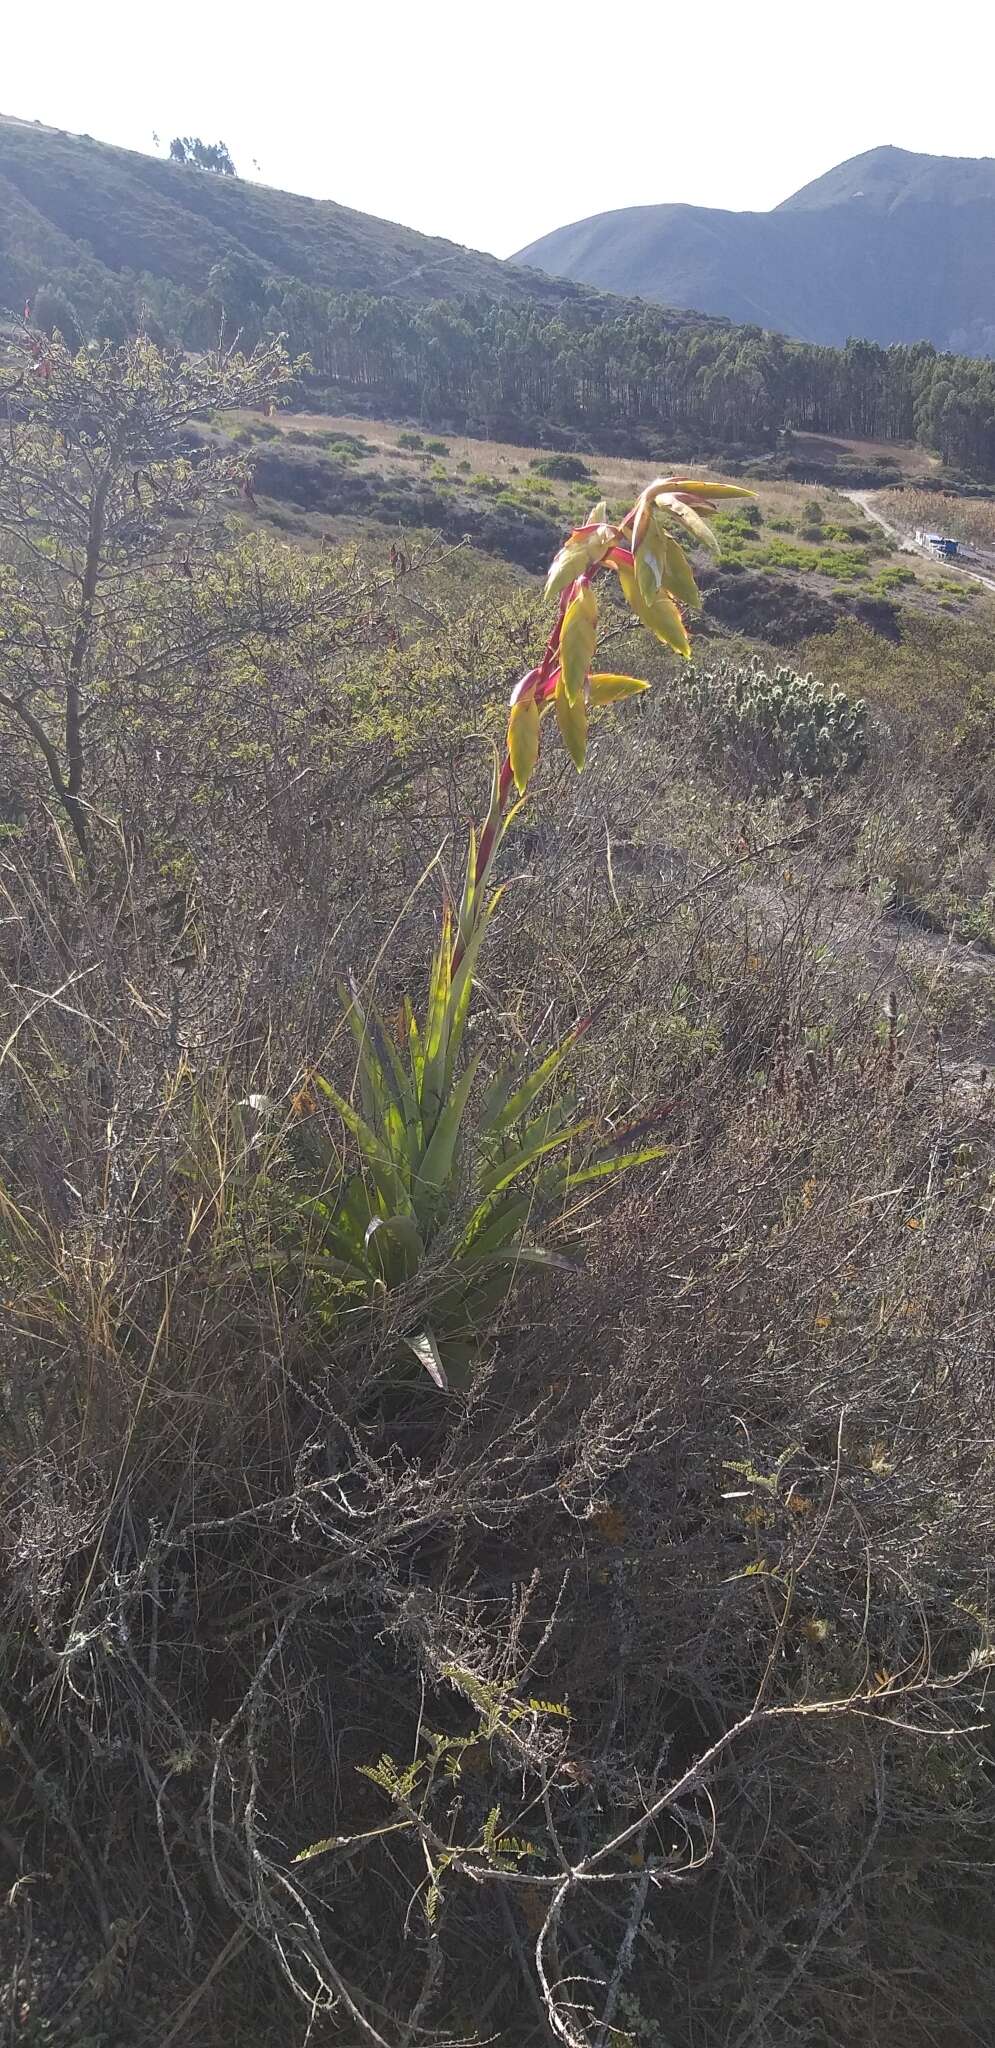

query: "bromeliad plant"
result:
(303, 474), (751, 1388)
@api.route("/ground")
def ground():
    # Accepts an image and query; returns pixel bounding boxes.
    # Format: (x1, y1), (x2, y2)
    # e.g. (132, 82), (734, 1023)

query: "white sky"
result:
(4, 0), (995, 257)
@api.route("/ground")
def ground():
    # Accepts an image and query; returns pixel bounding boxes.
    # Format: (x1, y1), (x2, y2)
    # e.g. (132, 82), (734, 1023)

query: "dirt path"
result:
(846, 490), (995, 597)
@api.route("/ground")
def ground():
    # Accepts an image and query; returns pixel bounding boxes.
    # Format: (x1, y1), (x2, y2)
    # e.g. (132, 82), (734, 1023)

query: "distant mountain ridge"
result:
(514, 148), (995, 354)
(0, 111), (717, 329)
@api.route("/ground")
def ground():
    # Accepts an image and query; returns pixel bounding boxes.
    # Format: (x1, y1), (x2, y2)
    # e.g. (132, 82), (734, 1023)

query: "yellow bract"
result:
(588, 673), (650, 704)
(647, 475), (755, 503)
(634, 530), (664, 610)
(507, 688), (540, 794)
(544, 523), (617, 601)
(560, 583), (598, 705)
(658, 529), (701, 611)
(655, 492), (721, 557)
(630, 485), (656, 558)
(617, 563), (691, 659)
(555, 673), (588, 770)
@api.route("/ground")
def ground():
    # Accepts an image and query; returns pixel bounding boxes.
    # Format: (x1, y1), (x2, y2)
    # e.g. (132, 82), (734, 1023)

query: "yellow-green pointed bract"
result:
(634, 530), (664, 610)
(560, 583), (598, 705)
(617, 562), (691, 659)
(588, 673), (651, 704)
(651, 476), (754, 502)
(655, 492), (722, 557)
(554, 672), (588, 770)
(508, 687), (540, 794)
(543, 523), (617, 601)
(658, 528), (701, 611)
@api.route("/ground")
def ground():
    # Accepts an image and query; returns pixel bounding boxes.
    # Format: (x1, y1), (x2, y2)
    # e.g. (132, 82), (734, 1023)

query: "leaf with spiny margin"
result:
(312, 1079), (408, 1214)
(460, 1245), (579, 1275)
(405, 997), (424, 1091)
(460, 1190), (535, 1255)
(490, 1023), (585, 1135)
(416, 1050), (484, 1210)
(445, 885), (506, 1089)
(456, 824), (478, 952)
(365, 1213), (423, 1282)
(421, 908), (454, 1138)
(476, 1115), (594, 1203)
(343, 976), (420, 1171)
(564, 1142), (672, 1188)
(307, 1250), (370, 1284)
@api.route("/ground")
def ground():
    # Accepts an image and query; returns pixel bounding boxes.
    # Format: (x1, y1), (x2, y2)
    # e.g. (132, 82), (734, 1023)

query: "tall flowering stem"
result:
(451, 473), (753, 973)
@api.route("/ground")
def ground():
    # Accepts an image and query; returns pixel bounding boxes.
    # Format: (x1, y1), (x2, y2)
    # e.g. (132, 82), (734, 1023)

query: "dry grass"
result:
(873, 484), (995, 555)
(789, 430), (941, 478)
(4, 496), (995, 2042)
(238, 412), (951, 578)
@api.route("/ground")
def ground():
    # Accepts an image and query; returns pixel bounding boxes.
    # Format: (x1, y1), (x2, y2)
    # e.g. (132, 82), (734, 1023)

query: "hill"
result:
(3, 118), (995, 481)
(0, 110), (690, 320)
(514, 146), (995, 354)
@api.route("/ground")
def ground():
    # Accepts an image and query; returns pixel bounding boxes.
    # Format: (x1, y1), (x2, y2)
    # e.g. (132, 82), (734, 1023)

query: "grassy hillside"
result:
(515, 146), (995, 353)
(0, 111), (687, 316)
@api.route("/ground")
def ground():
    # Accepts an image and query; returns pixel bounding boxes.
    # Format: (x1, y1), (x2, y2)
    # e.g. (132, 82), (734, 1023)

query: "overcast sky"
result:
(5, 0), (995, 256)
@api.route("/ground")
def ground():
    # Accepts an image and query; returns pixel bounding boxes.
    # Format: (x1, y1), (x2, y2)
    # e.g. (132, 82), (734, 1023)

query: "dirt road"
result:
(846, 490), (995, 596)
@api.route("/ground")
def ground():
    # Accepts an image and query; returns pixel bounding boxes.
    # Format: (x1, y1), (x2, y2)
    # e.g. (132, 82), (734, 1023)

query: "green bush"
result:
(425, 438), (449, 456)
(814, 547), (870, 581)
(713, 502), (762, 534)
(319, 431), (369, 460)
(398, 430), (424, 449)
(530, 453), (592, 482)
(681, 654), (869, 790)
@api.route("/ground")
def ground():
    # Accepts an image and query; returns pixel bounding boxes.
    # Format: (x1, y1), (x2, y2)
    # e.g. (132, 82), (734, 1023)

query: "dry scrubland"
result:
(2, 345), (995, 2047)
(237, 410), (981, 614)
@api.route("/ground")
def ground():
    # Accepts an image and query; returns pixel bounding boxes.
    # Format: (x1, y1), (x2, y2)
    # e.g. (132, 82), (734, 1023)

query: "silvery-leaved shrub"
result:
(680, 654), (868, 792)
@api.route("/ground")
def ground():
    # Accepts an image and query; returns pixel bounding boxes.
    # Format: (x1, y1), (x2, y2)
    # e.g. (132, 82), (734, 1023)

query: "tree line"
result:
(14, 254), (995, 475)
